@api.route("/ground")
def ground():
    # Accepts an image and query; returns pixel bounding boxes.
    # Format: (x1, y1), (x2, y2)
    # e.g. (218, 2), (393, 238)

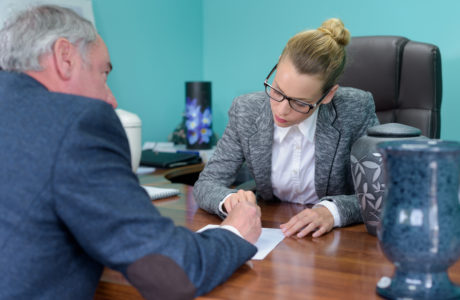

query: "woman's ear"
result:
(321, 84), (339, 105)
(52, 38), (76, 80)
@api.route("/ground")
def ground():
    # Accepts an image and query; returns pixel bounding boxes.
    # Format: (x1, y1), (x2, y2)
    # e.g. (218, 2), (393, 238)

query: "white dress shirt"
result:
(271, 109), (341, 227)
(219, 109), (341, 227)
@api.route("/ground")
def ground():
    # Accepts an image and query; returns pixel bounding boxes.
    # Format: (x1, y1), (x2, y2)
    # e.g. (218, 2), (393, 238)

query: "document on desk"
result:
(197, 225), (285, 260)
(252, 228), (285, 260)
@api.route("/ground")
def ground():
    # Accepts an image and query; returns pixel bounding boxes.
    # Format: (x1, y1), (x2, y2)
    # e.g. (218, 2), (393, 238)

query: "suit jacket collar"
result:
(0, 71), (48, 92)
(314, 100), (340, 198)
(248, 95), (275, 200)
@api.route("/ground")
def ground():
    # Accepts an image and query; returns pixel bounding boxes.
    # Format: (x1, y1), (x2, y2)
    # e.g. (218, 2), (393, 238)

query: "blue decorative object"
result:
(185, 82), (212, 149)
(376, 140), (460, 299)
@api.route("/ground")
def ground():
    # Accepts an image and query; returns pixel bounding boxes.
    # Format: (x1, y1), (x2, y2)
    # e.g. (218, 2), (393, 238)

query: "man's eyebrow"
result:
(107, 62), (113, 72)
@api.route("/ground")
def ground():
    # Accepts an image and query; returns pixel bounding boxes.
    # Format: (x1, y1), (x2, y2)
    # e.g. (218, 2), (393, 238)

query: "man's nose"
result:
(106, 86), (118, 108)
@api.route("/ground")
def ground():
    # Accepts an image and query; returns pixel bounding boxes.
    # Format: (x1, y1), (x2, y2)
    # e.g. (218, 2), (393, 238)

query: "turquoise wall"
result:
(93, 0), (203, 142)
(93, 0), (460, 142)
(203, 0), (460, 141)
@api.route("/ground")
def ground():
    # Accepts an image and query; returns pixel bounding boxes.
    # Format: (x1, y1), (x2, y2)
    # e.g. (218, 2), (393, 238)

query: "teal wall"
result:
(93, 0), (460, 142)
(93, 0), (203, 142)
(203, 0), (460, 141)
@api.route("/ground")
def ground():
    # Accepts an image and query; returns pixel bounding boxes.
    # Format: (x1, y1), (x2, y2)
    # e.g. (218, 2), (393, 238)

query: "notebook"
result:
(140, 150), (202, 168)
(142, 185), (180, 200)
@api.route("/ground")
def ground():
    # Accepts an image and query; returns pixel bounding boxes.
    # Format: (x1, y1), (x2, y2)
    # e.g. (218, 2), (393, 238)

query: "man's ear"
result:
(321, 84), (339, 105)
(52, 38), (75, 80)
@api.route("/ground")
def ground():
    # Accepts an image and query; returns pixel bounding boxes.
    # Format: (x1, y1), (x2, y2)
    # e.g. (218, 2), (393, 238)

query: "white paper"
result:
(142, 141), (175, 152)
(136, 166), (156, 175)
(197, 225), (285, 260)
(252, 228), (285, 260)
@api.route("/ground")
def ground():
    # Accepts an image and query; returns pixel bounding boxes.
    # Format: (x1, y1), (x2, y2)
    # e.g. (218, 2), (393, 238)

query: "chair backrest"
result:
(338, 36), (442, 138)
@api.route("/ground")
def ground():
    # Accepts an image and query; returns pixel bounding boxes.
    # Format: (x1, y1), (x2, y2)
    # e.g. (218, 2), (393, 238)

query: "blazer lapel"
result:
(315, 101), (340, 198)
(247, 98), (274, 200)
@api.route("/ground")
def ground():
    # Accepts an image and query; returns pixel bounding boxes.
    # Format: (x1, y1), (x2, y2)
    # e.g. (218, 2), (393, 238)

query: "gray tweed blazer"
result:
(194, 87), (379, 226)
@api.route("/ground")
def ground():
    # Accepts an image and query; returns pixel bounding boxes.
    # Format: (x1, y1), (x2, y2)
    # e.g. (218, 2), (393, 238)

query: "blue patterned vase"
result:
(350, 123), (424, 236)
(376, 140), (460, 299)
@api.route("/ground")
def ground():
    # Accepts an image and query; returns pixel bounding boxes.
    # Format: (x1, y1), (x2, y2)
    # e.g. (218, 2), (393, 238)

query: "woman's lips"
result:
(275, 115), (287, 123)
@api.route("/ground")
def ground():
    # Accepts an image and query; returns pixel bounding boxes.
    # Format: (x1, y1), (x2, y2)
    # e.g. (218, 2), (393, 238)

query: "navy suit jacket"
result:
(0, 72), (256, 299)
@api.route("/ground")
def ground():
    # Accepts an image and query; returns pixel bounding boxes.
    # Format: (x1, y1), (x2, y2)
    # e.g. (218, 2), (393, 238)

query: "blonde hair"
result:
(279, 18), (350, 91)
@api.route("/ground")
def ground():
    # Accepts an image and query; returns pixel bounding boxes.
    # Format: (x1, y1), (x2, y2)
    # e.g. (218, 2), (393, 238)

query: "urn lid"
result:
(115, 108), (142, 128)
(367, 123), (421, 138)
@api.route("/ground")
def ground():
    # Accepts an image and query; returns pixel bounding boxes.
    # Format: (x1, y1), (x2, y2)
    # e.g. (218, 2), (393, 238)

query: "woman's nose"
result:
(278, 99), (291, 115)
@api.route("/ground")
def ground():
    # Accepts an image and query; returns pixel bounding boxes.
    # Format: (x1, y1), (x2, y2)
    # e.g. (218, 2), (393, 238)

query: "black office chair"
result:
(338, 36), (442, 138)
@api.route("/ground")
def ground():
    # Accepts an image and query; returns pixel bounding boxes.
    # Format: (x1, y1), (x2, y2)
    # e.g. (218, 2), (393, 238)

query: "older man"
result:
(0, 5), (261, 300)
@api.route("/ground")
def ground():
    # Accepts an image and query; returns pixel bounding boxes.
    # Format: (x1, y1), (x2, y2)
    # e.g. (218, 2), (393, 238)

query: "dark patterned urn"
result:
(350, 123), (425, 236)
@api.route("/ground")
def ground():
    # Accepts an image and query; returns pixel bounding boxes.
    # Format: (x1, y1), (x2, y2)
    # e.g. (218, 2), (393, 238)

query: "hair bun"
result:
(318, 18), (350, 46)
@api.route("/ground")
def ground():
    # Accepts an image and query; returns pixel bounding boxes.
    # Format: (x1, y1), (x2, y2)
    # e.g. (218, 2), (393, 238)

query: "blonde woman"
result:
(194, 18), (379, 238)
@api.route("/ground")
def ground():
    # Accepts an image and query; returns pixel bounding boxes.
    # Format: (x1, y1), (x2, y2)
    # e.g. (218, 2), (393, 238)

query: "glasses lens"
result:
(265, 85), (284, 102)
(290, 100), (312, 113)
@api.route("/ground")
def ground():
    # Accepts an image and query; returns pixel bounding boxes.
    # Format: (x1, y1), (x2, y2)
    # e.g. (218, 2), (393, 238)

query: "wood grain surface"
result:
(94, 175), (460, 300)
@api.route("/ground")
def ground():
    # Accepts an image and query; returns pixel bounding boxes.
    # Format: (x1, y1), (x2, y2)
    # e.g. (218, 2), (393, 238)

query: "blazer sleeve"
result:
(319, 91), (380, 226)
(52, 102), (256, 297)
(194, 98), (247, 218)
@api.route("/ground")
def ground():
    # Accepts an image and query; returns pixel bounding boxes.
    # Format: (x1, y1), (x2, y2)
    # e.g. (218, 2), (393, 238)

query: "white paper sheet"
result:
(252, 228), (285, 260)
(136, 166), (156, 175)
(197, 225), (285, 260)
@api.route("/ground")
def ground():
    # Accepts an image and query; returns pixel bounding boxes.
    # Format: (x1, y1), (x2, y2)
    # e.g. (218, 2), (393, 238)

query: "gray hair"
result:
(0, 5), (97, 72)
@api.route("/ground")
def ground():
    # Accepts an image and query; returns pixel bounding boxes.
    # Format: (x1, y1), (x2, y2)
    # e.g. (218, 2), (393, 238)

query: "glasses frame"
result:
(263, 64), (331, 114)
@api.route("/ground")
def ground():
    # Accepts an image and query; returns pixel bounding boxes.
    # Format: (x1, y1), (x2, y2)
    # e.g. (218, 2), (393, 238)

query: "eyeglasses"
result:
(263, 64), (331, 114)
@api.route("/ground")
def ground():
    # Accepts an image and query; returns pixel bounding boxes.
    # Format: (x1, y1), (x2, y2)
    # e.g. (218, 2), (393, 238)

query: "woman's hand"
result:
(223, 190), (257, 213)
(280, 206), (334, 238)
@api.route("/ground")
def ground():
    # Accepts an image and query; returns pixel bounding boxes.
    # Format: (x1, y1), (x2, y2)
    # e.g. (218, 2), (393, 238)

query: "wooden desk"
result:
(94, 178), (460, 300)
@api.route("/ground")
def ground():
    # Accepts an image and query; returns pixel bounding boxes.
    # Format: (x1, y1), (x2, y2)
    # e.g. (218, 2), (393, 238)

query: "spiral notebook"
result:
(142, 185), (180, 200)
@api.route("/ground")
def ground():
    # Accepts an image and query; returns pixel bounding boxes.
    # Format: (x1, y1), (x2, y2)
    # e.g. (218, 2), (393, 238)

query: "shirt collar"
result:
(274, 108), (318, 144)
(298, 108), (318, 143)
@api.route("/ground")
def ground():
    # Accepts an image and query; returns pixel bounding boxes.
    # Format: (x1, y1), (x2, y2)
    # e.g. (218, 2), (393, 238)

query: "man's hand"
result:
(280, 206), (334, 238)
(223, 190), (257, 213)
(221, 200), (262, 244)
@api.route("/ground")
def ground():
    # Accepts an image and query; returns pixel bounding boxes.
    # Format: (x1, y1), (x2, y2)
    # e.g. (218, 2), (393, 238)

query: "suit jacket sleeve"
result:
(194, 98), (247, 218)
(52, 102), (256, 297)
(319, 91), (380, 226)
